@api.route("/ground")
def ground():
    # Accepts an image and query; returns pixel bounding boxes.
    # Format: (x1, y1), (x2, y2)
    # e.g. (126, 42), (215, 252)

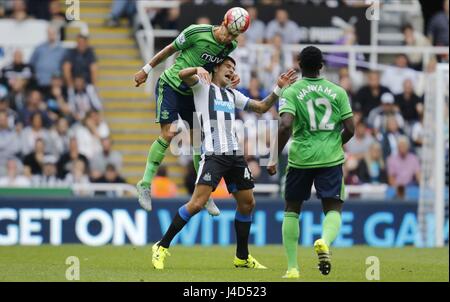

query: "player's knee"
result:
(285, 201), (301, 214)
(160, 125), (176, 142)
(238, 197), (255, 214)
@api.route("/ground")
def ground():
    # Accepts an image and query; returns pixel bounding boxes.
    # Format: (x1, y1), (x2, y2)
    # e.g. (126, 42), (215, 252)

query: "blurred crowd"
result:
(0, 0), (124, 188)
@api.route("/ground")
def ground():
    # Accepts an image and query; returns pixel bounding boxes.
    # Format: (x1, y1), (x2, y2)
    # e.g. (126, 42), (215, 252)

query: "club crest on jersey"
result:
(161, 110), (170, 120)
(214, 99), (235, 113)
(201, 53), (224, 64)
(176, 33), (186, 45)
(203, 172), (212, 182)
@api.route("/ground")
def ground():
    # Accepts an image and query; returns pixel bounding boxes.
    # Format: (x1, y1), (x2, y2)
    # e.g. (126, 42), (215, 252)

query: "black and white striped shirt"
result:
(192, 80), (249, 154)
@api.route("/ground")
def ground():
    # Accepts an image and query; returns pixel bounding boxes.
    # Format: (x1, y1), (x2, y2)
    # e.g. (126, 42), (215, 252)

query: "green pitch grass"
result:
(0, 245), (447, 282)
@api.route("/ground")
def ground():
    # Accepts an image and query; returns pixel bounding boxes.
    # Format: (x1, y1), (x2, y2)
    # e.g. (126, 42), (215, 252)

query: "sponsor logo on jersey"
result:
(201, 53), (225, 64)
(214, 99), (235, 113)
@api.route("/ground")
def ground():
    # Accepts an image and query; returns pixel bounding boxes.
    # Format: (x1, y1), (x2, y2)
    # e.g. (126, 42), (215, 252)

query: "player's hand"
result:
(230, 73), (240, 89)
(196, 67), (211, 84)
(267, 165), (277, 176)
(277, 69), (298, 88)
(134, 70), (148, 87)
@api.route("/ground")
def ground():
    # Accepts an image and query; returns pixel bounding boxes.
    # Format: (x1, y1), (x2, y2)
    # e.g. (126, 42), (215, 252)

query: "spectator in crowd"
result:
(20, 112), (52, 155)
(355, 142), (388, 184)
(387, 136), (421, 188)
(49, 116), (70, 156)
(379, 116), (405, 158)
(94, 163), (126, 184)
(238, 75), (268, 102)
(427, 0), (449, 46)
(245, 6), (265, 43)
(72, 110), (109, 160)
(9, 0), (28, 21)
(233, 34), (254, 89)
(345, 122), (375, 160)
(29, 26), (66, 93)
(411, 112), (424, 154)
(0, 158), (30, 187)
(368, 92), (405, 134)
(261, 33), (294, 90)
(395, 79), (423, 127)
(151, 165), (177, 198)
(22, 138), (47, 176)
(0, 110), (19, 176)
(31, 154), (62, 187)
(339, 75), (355, 106)
(402, 23), (430, 70)
(4, 77), (27, 112)
(354, 70), (391, 118)
(1, 49), (34, 90)
(68, 76), (102, 121)
(265, 9), (301, 44)
(152, 7), (180, 30)
(64, 158), (90, 186)
(18, 90), (51, 128)
(63, 34), (98, 88)
(326, 25), (365, 69)
(57, 137), (89, 178)
(343, 155), (360, 185)
(381, 54), (418, 95)
(26, 0), (50, 20)
(90, 137), (122, 180)
(0, 97), (18, 129)
(48, 0), (68, 40)
(45, 74), (71, 121)
(105, 0), (136, 27)
(196, 16), (210, 25)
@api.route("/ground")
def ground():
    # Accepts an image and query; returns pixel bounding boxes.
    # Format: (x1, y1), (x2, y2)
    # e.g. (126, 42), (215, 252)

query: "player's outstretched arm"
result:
(134, 44), (178, 87)
(178, 67), (210, 87)
(246, 69), (297, 114)
(267, 112), (294, 176)
(341, 117), (355, 145)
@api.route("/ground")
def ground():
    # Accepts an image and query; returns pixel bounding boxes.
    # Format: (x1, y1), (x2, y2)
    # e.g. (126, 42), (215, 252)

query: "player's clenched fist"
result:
(267, 165), (277, 176)
(134, 70), (148, 87)
(196, 67), (211, 84)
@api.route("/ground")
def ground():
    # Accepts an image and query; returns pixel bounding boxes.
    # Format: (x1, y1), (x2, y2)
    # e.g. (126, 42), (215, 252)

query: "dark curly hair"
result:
(298, 46), (323, 75)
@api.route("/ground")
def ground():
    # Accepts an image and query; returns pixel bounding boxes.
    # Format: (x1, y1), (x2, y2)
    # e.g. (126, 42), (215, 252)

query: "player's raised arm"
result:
(134, 44), (178, 87)
(178, 67), (211, 87)
(246, 69), (297, 114)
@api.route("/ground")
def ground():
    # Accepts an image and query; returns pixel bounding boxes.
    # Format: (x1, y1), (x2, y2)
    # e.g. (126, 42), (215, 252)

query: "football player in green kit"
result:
(134, 8), (250, 215)
(268, 46), (355, 279)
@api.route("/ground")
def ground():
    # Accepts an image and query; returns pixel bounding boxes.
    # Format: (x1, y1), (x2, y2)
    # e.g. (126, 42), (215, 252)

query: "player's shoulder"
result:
(321, 78), (348, 97)
(183, 24), (213, 36)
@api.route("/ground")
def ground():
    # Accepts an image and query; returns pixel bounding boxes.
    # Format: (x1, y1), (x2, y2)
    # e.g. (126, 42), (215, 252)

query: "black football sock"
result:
(234, 211), (252, 260)
(159, 205), (191, 248)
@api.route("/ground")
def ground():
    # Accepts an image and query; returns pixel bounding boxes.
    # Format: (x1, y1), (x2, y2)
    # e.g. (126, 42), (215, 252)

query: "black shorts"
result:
(284, 164), (344, 202)
(196, 154), (255, 193)
(155, 78), (195, 127)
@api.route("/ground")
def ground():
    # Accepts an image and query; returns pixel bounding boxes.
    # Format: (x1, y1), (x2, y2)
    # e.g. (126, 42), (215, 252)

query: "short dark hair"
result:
(298, 46), (323, 73)
(220, 56), (236, 66)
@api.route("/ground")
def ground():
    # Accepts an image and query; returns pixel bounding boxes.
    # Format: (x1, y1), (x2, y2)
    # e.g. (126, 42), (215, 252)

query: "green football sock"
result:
(141, 136), (169, 185)
(193, 153), (201, 174)
(322, 210), (342, 247)
(282, 212), (300, 270)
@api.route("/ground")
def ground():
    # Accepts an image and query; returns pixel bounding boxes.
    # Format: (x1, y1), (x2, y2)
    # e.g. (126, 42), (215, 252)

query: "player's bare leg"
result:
(232, 189), (266, 269)
(314, 198), (343, 275)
